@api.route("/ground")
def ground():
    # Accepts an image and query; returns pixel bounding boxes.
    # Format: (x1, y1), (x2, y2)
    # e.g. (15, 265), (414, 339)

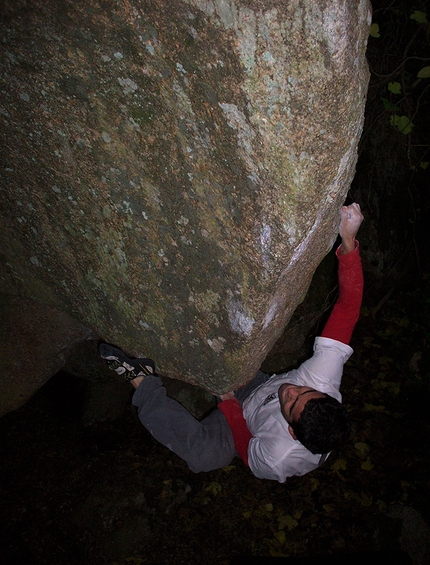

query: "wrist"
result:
(340, 237), (356, 255)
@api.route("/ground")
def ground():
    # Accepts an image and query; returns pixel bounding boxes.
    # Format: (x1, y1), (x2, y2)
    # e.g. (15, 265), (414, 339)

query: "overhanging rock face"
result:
(0, 0), (371, 396)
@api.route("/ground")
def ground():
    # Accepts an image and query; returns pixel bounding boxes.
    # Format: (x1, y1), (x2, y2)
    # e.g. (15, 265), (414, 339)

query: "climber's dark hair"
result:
(290, 395), (350, 454)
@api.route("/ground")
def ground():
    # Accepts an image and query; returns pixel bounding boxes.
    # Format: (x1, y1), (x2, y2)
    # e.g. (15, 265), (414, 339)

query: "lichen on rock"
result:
(0, 0), (371, 407)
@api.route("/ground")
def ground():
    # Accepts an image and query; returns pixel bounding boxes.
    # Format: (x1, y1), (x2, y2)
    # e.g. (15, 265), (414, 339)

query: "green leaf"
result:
(309, 478), (319, 492)
(360, 492), (373, 507)
(381, 97), (400, 112)
(222, 465), (237, 472)
(395, 317), (410, 328)
(379, 355), (394, 365)
(205, 481), (222, 496)
(361, 458), (375, 471)
(331, 458), (347, 472)
(390, 115), (414, 135)
(278, 514), (299, 531)
(274, 531), (287, 545)
(385, 381), (400, 395)
(417, 66), (430, 78)
(323, 504), (336, 515)
(377, 499), (387, 511)
(364, 403), (386, 412)
(410, 11), (428, 24)
(354, 442), (370, 457)
(369, 23), (380, 38)
(388, 82), (401, 94)
(420, 161), (429, 170)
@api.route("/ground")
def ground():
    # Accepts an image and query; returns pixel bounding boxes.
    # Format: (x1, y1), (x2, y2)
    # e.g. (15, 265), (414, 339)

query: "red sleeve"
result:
(321, 241), (363, 345)
(218, 398), (252, 466)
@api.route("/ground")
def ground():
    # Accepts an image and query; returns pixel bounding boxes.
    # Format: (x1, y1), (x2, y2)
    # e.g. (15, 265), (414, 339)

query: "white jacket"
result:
(243, 337), (353, 482)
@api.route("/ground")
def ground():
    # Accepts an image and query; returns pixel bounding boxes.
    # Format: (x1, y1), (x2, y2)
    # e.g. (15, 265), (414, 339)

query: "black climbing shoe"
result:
(99, 343), (156, 381)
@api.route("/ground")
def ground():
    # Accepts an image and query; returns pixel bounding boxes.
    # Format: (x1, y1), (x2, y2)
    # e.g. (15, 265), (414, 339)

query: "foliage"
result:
(369, 3), (430, 166)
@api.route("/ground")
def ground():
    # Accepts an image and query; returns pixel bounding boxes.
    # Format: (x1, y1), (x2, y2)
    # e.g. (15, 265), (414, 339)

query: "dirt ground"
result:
(1, 273), (430, 565)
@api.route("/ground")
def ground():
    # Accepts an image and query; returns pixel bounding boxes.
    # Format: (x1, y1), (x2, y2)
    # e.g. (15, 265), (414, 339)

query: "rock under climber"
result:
(99, 202), (364, 483)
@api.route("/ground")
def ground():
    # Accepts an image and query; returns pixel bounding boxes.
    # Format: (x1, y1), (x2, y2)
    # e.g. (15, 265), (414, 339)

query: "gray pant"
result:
(132, 371), (271, 473)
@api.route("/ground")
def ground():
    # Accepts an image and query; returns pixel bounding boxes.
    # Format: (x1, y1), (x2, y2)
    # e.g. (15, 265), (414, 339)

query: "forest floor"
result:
(1, 273), (430, 565)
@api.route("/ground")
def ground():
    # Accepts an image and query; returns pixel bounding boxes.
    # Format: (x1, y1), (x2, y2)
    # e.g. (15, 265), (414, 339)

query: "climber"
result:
(99, 202), (364, 482)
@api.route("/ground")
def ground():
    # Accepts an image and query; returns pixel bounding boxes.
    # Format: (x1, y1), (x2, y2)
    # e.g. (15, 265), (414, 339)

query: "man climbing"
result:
(100, 202), (364, 482)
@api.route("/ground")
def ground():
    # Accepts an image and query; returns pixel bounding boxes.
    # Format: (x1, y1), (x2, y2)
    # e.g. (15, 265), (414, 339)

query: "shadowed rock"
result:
(0, 295), (93, 416)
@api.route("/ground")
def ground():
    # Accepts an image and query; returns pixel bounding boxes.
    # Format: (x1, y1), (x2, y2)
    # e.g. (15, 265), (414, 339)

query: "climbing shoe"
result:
(99, 343), (156, 381)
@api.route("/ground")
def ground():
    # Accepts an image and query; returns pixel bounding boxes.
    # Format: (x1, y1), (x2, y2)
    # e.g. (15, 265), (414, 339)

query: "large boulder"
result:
(0, 0), (371, 403)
